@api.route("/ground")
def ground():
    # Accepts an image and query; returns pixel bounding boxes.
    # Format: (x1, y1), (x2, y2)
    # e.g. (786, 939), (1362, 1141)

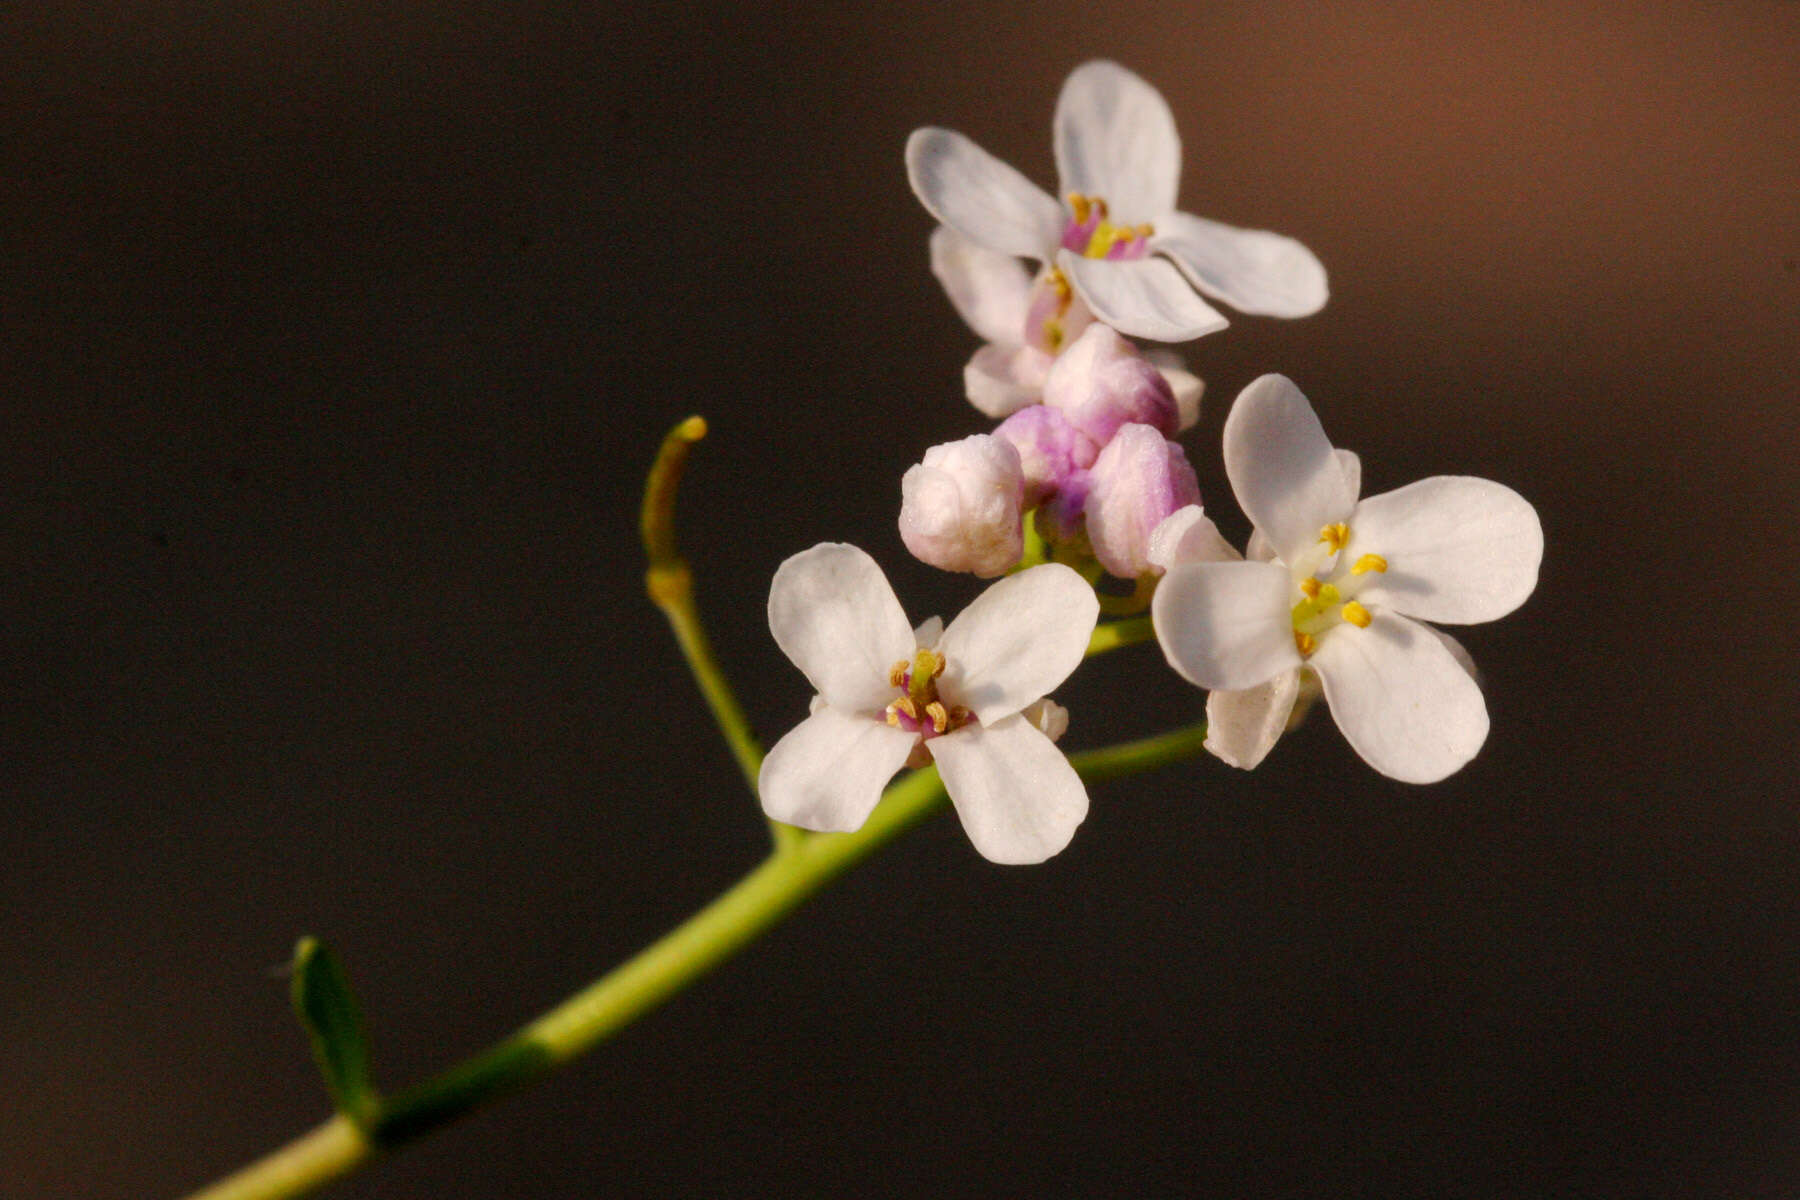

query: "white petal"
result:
(1335, 449), (1362, 499)
(1158, 363), (1204, 432)
(1147, 505), (1241, 574)
(936, 563), (1098, 725)
(1151, 560), (1300, 690)
(1058, 253), (1229, 343)
(1019, 697), (1069, 743)
(1223, 374), (1357, 565)
(906, 127), (1064, 260)
(1153, 211), (1328, 318)
(964, 343), (1047, 418)
(768, 543), (915, 713)
(913, 615), (944, 648)
(1349, 476), (1544, 624)
(1053, 61), (1181, 223)
(758, 707), (920, 833)
(1310, 611), (1489, 784)
(929, 225), (1034, 346)
(1205, 669), (1301, 770)
(932, 716), (1088, 864)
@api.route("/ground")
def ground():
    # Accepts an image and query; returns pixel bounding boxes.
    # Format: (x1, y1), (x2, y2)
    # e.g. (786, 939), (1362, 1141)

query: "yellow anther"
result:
(1299, 577), (1322, 599)
(925, 701), (949, 733)
(1135, 223), (1154, 238)
(885, 708), (902, 727)
(1351, 554), (1388, 575)
(1042, 320), (1065, 352)
(888, 696), (918, 722)
(1048, 267), (1071, 299)
(1068, 193), (1092, 223)
(1319, 523), (1350, 552)
(888, 660), (909, 688)
(1341, 601), (1372, 628)
(1294, 631), (1316, 657)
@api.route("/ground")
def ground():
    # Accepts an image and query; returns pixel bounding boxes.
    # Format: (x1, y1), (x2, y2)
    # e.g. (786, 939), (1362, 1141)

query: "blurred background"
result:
(4, 3), (1797, 1196)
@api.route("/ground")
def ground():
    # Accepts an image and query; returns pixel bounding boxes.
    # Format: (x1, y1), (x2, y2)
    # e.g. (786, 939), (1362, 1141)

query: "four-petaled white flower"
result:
(908, 61), (1328, 346)
(760, 543), (1099, 864)
(1151, 376), (1543, 782)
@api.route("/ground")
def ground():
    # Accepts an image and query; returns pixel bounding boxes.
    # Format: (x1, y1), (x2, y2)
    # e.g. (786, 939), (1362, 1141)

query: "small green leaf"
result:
(290, 935), (380, 1128)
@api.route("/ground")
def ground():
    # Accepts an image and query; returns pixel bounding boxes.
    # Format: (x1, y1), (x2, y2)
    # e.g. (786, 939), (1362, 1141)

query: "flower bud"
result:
(899, 434), (1025, 578)
(1084, 424), (1202, 579)
(1041, 324), (1179, 444)
(994, 405), (1100, 508)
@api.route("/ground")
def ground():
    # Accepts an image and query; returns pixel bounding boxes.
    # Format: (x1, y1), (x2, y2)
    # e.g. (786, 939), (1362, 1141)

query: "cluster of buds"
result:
(900, 324), (1201, 582)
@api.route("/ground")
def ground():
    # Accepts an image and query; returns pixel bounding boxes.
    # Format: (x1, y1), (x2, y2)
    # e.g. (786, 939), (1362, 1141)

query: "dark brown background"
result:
(5, 3), (1797, 1197)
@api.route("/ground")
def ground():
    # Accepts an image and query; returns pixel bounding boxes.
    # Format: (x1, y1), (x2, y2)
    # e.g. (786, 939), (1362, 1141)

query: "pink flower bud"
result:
(899, 434), (1026, 578)
(1041, 325), (1179, 445)
(1084, 424), (1202, 579)
(994, 405), (1101, 509)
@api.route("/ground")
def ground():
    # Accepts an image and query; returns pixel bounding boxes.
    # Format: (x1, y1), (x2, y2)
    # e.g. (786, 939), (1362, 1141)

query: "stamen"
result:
(888, 660), (909, 689)
(1294, 631), (1316, 657)
(1341, 601), (1372, 628)
(1299, 577), (1322, 599)
(1319, 523), (1350, 553)
(1048, 268), (1071, 300)
(1351, 554), (1388, 575)
(1135, 223), (1154, 238)
(887, 696), (918, 722)
(925, 701), (949, 733)
(1067, 193), (1092, 223)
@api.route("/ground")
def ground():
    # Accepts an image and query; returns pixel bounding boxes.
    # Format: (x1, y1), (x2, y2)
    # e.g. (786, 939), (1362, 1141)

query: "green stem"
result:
(639, 417), (795, 849)
(178, 719), (1209, 1200)
(1086, 614), (1154, 657)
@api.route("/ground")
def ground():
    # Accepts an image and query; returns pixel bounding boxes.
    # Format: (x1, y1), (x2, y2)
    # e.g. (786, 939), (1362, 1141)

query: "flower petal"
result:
(1349, 476), (1544, 624)
(1205, 669), (1301, 770)
(932, 716), (1088, 864)
(768, 543), (915, 713)
(758, 707), (920, 833)
(1157, 363), (1204, 432)
(1147, 504), (1241, 574)
(936, 563), (1098, 725)
(1310, 611), (1490, 784)
(1153, 211), (1329, 317)
(965, 343), (1048, 418)
(1058, 252), (1228, 343)
(907, 127), (1064, 260)
(1151, 560), (1300, 690)
(1223, 374), (1357, 565)
(913, 615), (944, 648)
(1053, 60), (1181, 223)
(929, 225), (1034, 346)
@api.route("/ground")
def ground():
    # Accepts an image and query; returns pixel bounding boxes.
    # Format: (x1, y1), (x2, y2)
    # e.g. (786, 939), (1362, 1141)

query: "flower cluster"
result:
(758, 61), (1542, 864)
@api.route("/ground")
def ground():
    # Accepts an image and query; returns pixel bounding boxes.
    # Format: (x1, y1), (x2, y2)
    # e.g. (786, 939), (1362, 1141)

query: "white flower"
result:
(931, 226), (1204, 423)
(909, 61), (1328, 346)
(1150, 376), (1542, 782)
(760, 544), (1099, 863)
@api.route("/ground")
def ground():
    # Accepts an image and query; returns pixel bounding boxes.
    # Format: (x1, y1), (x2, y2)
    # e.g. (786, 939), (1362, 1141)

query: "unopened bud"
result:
(1042, 325), (1179, 444)
(1084, 424), (1202, 579)
(899, 434), (1026, 578)
(994, 405), (1101, 509)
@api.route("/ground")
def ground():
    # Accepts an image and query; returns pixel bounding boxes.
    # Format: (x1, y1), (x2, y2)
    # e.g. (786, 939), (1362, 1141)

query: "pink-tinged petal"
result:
(1053, 61), (1181, 223)
(1085, 425), (1202, 579)
(907, 127), (1064, 260)
(1349, 476), (1544, 624)
(1223, 375), (1356, 565)
(1058, 252), (1229, 343)
(758, 707), (920, 833)
(1310, 611), (1490, 784)
(1147, 505), (1241, 574)
(899, 434), (1026, 578)
(1041, 324), (1180, 443)
(937, 563), (1098, 725)
(965, 343), (1049, 418)
(995, 405), (1099, 508)
(1152, 560), (1300, 690)
(1153, 211), (1329, 317)
(768, 543), (915, 713)
(932, 716), (1088, 864)
(929, 225), (1034, 346)
(1205, 669), (1301, 770)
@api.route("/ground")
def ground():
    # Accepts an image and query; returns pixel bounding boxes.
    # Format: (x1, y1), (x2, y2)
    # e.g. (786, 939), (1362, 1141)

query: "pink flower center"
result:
(1061, 193), (1153, 261)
